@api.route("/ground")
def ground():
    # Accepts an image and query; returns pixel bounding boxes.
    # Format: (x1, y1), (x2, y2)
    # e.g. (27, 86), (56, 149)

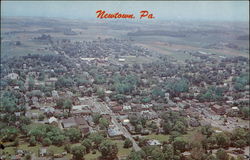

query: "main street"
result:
(86, 96), (141, 151)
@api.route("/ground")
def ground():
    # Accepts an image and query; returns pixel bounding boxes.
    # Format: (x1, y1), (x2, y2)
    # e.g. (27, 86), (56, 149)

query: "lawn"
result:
(144, 127), (202, 143)
(144, 134), (170, 142)
(0, 143), (41, 156)
(85, 151), (101, 160)
(114, 140), (132, 158)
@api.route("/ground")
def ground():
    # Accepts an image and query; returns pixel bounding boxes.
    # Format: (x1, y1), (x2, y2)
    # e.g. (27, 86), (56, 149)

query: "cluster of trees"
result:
(200, 126), (249, 151)
(92, 113), (110, 130)
(129, 114), (147, 133)
(198, 86), (225, 102)
(66, 132), (118, 160)
(126, 126), (249, 160)
(55, 98), (73, 114)
(164, 78), (189, 97)
(233, 72), (249, 91)
(55, 76), (75, 89)
(161, 111), (188, 134)
(112, 74), (139, 95)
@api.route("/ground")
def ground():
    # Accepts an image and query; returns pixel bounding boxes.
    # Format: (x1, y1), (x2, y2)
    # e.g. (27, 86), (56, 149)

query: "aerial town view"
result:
(0, 1), (249, 160)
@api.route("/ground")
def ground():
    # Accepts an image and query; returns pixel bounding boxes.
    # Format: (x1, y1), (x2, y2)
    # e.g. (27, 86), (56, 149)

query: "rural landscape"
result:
(0, 3), (249, 160)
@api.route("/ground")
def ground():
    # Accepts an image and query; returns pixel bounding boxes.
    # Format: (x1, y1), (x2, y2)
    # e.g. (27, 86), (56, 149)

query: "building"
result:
(108, 125), (123, 139)
(75, 117), (90, 135)
(4, 73), (19, 80)
(61, 117), (77, 129)
(147, 139), (161, 146)
(118, 58), (125, 62)
(211, 105), (226, 115)
(48, 116), (58, 126)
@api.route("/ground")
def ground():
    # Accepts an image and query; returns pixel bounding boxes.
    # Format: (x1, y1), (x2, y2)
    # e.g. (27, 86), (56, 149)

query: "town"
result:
(0, 4), (249, 160)
(1, 31), (249, 160)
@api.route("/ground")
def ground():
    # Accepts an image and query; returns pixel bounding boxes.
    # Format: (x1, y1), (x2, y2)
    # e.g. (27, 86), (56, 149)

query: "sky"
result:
(1, 1), (249, 22)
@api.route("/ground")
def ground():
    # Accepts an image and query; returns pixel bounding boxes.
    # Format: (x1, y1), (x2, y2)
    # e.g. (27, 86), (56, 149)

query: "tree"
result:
(205, 154), (217, 160)
(234, 139), (246, 149)
(71, 145), (86, 160)
(241, 106), (250, 119)
(42, 138), (52, 146)
(97, 88), (105, 100)
(162, 121), (172, 134)
(82, 138), (92, 153)
(28, 77), (35, 90)
(165, 78), (189, 96)
(49, 134), (65, 146)
(126, 151), (142, 160)
(55, 76), (74, 89)
(216, 148), (229, 160)
(56, 98), (65, 109)
(172, 121), (187, 134)
(89, 133), (104, 148)
(216, 133), (230, 148)
(135, 124), (143, 133)
(163, 144), (175, 160)
(24, 154), (32, 160)
(64, 144), (71, 153)
(29, 136), (36, 146)
(63, 99), (72, 114)
(13, 138), (19, 147)
(99, 118), (109, 130)
(124, 138), (133, 148)
(38, 115), (45, 121)
(201, 125), (213, 137)
(1, 127), (19, 142)
(172, 137), (187, 152)
(92, 113), (101, 124)
(151, 147), (165, 160)
(151, 87), (165, 100)
(99, 140), (118, 160)
(64, 128), (82, 143)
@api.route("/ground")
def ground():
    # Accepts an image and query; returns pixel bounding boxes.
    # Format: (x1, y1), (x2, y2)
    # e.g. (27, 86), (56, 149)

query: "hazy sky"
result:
(1, 1), (249, 22)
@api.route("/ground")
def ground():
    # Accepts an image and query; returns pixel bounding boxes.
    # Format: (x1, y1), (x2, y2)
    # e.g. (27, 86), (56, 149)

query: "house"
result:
(112, 106), (123, 113)
(75, 117), (90, 135)
(39, 148), (47, 157)
(118, 58), (125, 62)
(14, 112), (22, 117)
(71, 109), (91, 116)
(5, 73), (19, 80)
(101, 114), (112, 122)
(140, 111), (158, 120)
(124, 123), (136, 134)
(170, 107), (181, 112)
(108, 125), (123, 139)
(10, 155), (21, 160)
(105, 90), (113, 95)
(72, 105), (91, 116)
(52, 90), (59, 99)
(109, 101), (118, 107)
(25, 112), (39, 119)
(13, 86), (20, 90)
(189, 118), (200, 127)
(147, 139), (161, 146)
(72, 105), (89, 111)
(182, 151), (191, 158)
(45, 77), (58, 86)
(122, 119), (130, 125)
(48, 116), (58, 125)
(72, 96), (80, 105)
(123, 105), (131, 111)
(61, 117), (77, 129)
(211, 104), (226, 115)
(44, 107), (55, 116)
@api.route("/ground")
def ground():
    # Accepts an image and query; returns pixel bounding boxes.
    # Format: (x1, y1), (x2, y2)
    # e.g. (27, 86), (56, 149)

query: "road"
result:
(86, 96), (141, 151)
